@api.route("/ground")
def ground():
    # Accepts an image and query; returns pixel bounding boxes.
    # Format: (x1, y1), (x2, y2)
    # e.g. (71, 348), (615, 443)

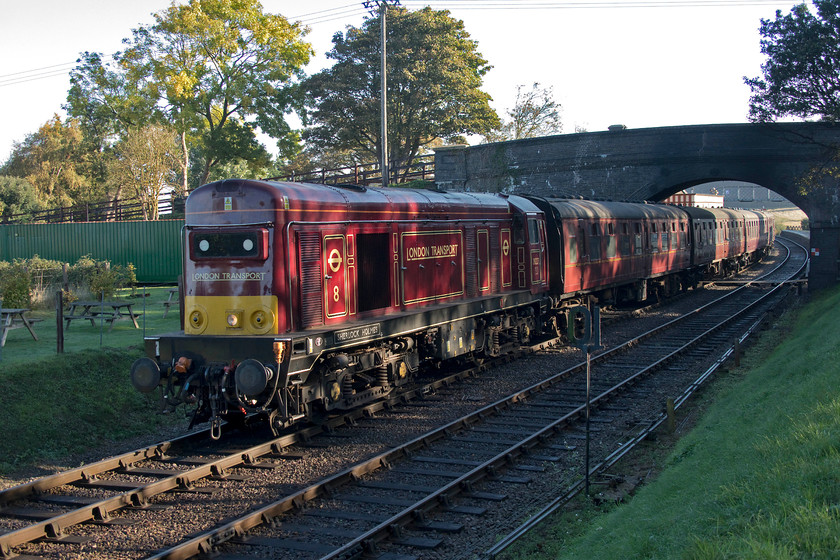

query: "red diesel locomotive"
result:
(130, 179), (773, 437)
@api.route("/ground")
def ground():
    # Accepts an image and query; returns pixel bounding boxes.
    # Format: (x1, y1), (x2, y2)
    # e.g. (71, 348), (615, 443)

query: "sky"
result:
(0, 0), (808, 163)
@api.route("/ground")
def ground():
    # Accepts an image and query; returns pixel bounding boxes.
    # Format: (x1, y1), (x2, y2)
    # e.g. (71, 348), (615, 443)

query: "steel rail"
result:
(319, 240), (807, 560)
(0, 343), (497, 558)
(481, 238), (808, 558)
(143, 240), (803, 560)
(0, 430), (205, 507)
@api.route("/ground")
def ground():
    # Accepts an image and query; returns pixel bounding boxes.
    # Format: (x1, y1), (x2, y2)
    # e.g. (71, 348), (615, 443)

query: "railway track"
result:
(0, 239), (806, 560)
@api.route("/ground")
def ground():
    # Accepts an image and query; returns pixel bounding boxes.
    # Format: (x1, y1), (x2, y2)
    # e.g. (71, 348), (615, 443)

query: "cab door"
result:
(323, 234), (348, 319)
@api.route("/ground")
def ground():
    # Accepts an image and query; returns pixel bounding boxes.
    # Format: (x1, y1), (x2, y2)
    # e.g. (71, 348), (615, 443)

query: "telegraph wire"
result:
(0, 0), (791, 89)
(402, 0), (790, 8)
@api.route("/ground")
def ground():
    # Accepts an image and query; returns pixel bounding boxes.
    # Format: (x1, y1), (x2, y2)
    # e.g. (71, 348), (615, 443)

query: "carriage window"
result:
(607, 234), (617, 259)
(192, 229), (268, 259)
(569, 233), (578, 264)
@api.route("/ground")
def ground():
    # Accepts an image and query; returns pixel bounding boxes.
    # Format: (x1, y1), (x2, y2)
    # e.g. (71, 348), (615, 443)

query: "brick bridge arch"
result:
(434, 122), (840, 289)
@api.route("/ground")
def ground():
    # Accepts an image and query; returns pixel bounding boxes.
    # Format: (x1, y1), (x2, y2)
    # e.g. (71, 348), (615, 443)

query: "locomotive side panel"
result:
(400, 229), (465, 305)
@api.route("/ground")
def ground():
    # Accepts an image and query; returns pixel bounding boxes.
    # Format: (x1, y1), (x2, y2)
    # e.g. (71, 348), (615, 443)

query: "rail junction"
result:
(0, 237), (808, 560)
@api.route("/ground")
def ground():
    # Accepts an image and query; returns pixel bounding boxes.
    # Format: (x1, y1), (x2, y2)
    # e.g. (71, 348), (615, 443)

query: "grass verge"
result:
(502, 286), (840, 559)
(0, 286), (187, 479)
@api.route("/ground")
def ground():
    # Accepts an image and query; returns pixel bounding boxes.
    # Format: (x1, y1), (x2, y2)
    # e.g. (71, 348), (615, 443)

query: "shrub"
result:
(0, 255), (137, 307)
(0, 261), (32, 308)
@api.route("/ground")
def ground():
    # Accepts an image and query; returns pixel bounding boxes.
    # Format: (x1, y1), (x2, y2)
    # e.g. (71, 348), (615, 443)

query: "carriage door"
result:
(323, 235), (347, 319)
(528, 217), (546, 287)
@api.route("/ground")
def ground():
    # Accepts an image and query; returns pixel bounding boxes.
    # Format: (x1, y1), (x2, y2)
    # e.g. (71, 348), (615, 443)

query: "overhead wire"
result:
(402, 0), (790, 7)
(0, 0), (791, 88)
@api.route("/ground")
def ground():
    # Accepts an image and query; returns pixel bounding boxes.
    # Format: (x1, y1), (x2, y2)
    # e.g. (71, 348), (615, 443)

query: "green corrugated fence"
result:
(0, 220), (184, 283)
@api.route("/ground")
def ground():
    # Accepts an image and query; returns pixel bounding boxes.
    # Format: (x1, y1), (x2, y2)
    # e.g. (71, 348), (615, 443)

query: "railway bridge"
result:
(434, 122), (840, 290)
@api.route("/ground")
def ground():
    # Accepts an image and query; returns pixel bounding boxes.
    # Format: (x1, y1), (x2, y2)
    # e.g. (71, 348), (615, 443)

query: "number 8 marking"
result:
(334, 286), (340, 302)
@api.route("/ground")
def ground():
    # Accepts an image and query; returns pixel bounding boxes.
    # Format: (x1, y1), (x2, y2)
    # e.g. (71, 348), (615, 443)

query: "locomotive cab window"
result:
(191, 229), (269, 260)
(513, 215), (526, 244)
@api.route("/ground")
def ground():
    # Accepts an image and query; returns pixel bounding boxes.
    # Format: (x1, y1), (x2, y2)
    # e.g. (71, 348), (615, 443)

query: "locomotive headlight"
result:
(226, 310), (243, 328)
(187, 306), (208, 334)
(249, 307), (276, 334)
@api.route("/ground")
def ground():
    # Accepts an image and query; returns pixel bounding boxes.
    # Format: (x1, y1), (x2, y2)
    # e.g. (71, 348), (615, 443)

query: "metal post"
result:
(100, 291), (105, 347)
(568, 304), (601, 498)
(364, 1), (400, 187)
(379, 2), (389, 187)
(585, 347), (591, 496)
(56, 291), (64, 354)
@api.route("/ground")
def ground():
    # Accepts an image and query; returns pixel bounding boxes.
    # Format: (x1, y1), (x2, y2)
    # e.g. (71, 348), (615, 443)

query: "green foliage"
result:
(745, 0), (840, 122)
(0, 255), (136, 308)
(0, 262), (33, 308)
(67, 255), (136, 300)
(119, 0), (312, 185)
(1, 115), (93, 206)
(109, 124), (180, 220)
(0, 175), (43, 220)
(303, 6), (500, 178)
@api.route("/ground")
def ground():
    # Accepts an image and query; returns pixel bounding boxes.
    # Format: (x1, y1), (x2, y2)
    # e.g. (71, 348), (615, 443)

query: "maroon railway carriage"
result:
(529, 198), (693, 303)
(132, 180), (551, 435)
(680, 207), (774, 276)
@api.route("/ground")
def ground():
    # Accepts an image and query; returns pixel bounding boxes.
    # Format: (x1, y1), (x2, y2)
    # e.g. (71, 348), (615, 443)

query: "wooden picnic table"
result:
(1, 308), (39, 347)
(64, 301), (142, 332)
(162, 288), (179, 319)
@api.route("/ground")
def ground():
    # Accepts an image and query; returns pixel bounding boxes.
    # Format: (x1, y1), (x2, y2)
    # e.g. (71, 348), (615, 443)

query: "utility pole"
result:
(363, 0), (400, 187)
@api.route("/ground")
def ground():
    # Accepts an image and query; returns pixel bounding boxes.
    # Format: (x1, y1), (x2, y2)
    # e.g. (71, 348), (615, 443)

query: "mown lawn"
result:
(0, 286), (181, 364)
(0, 286), (188, 477)
(503, 286), (840, 559)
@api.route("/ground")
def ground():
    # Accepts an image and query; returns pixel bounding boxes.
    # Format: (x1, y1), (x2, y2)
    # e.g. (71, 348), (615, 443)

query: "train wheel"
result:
(305, 400), (330, 425)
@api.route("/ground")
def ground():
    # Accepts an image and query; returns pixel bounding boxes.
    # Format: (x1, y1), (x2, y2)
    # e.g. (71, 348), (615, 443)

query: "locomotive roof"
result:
(541, 198), (689, 221)
(185, 179), (540, 224)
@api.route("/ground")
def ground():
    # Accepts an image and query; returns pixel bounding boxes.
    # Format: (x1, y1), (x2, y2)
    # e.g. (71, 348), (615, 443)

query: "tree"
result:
(304, 6), (500, 180)
(66, 52), (155, 143)
(745, 0), (840, 122)
(108, 124), (179, 220)
(484, 82), (563, 142)
(65, 51), (153, 205)
(0, 176), (43, 221)
(1, 115), (91, 206)
(119, 0), (312, 186)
